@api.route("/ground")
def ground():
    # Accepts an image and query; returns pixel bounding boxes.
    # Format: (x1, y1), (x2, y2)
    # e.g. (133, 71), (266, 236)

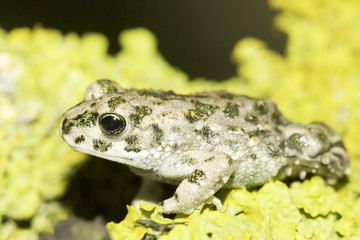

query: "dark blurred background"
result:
(0, 0), (286, 80)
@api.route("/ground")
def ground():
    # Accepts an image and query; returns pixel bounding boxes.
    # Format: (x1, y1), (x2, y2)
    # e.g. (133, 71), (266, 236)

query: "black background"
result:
(0, 0), (286, 80)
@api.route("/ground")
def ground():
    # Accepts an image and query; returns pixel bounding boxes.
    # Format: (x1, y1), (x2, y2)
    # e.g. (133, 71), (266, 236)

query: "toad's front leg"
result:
(159, 151), (234, 214)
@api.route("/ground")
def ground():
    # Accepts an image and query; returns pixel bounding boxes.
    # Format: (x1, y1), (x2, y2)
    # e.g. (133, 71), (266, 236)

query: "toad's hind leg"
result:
(159, 151), (234, 214)
(276, 143), (350, 185)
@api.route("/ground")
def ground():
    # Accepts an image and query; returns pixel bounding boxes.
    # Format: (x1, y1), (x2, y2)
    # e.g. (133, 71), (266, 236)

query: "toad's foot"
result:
(159, 151), (234, 214)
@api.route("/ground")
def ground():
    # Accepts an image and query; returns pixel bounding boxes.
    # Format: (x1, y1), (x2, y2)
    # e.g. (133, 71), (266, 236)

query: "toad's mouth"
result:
(72, 145), (132, 161)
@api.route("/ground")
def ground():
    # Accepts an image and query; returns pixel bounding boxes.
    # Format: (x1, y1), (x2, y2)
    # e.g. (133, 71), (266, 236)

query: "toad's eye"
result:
(99, 113), (126, 135)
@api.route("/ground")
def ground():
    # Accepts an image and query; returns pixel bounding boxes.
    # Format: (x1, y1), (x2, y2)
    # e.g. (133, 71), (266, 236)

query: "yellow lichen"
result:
(107, 206), (147, 240)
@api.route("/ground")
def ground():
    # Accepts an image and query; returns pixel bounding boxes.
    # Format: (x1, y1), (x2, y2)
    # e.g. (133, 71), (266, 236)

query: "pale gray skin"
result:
(60, 79), (351, 214)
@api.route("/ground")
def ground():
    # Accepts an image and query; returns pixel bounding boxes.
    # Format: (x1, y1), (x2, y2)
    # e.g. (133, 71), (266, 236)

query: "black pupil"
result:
(101, 115), (121, 132)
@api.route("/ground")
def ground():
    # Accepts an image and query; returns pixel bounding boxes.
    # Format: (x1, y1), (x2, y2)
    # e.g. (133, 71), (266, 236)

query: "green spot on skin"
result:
(130, 105), (153, 126)
(185, 100), (219, 123)
(287, 133), (308, 151)
(181, 155), (197, 165)
(195, 126), (216, 140)
(151, 124), (163, 144)
(124, 146), (141, 153)
(222, 102), (239, 118)
(248, 129), (270, 138)
(186, 169), (206, 185)
(226, 140), (239, 150)
(62, 110), (99, 135)
(138, 89), (178, 101)
(97, 79), (119, 95)
(125, 135), (138, 145)
(153, 101), (164, 106)
(93, 139), (112, 152)
(74, 135), (85, 144)
(107, 96), (126, 110)
(254, 100), (269, 114)
(205, 156), (215, 162)
(124, 135), (141, 152)
(228, 126), (245, 134)
(271, 108), (288, 125)
(244, 113), (258, 125)
(185, 109), (198, 123)
(271, 111), (281, 123)
(217, 92), (235, 100)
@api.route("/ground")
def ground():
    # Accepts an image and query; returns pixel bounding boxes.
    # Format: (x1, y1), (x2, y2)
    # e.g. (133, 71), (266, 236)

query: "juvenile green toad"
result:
(60, 79), (350, 214)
